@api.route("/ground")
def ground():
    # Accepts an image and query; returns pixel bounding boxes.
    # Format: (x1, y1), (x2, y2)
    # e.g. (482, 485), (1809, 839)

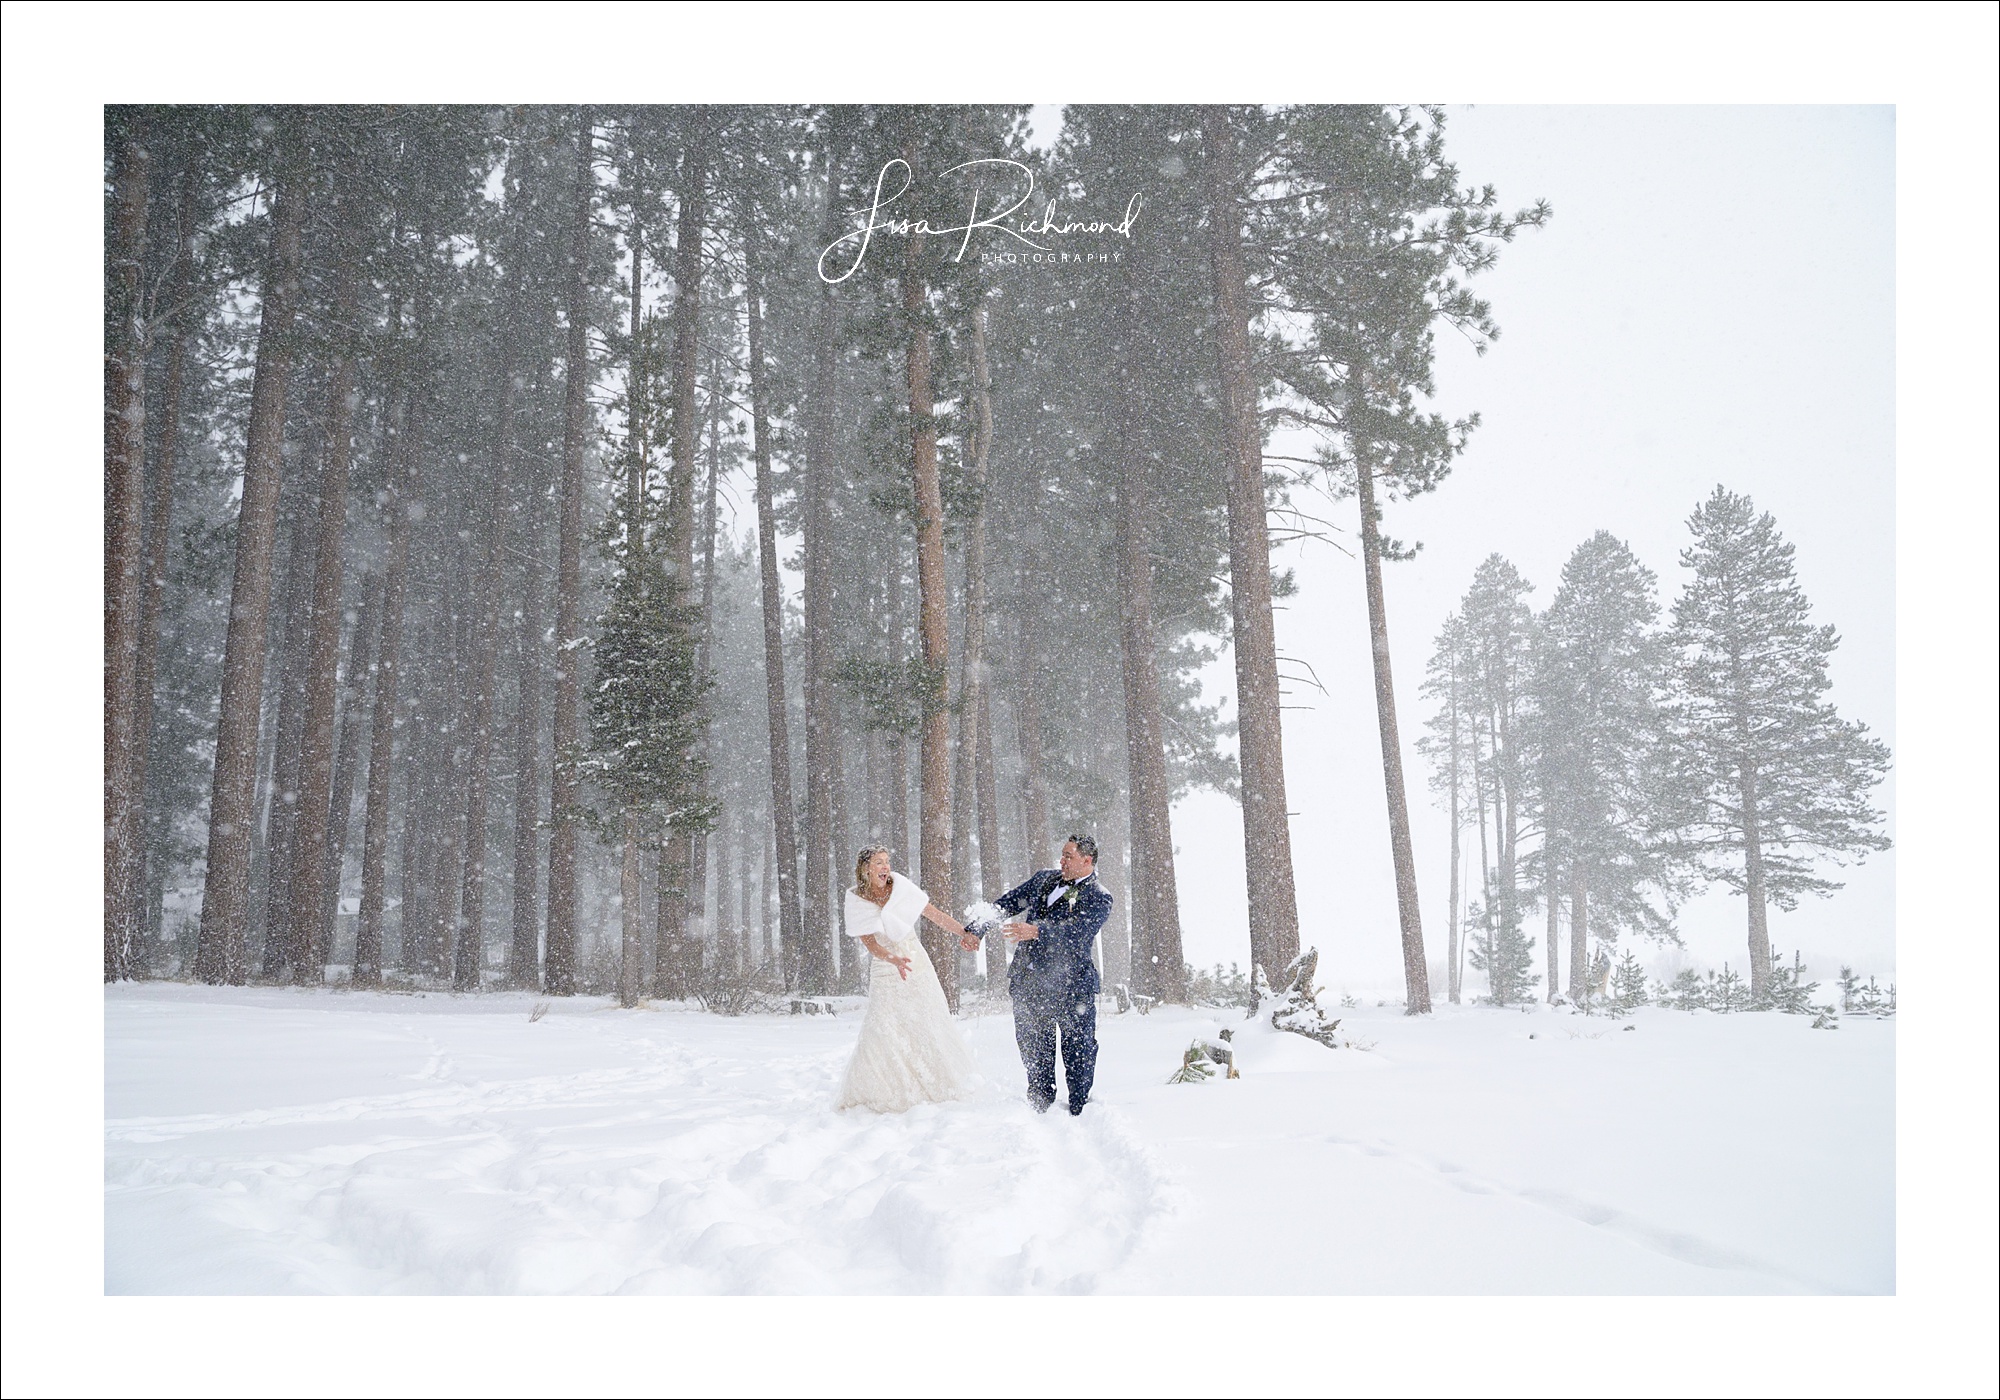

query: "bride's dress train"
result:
(836, 875), (979, 1113)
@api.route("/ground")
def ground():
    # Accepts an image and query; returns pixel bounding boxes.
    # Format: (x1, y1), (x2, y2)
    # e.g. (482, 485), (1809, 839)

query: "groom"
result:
(960, 836), (1111, 1116)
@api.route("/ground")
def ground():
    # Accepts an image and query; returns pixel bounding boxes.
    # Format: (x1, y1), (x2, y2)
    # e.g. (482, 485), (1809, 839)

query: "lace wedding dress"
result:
(835, 873), (980, 1113)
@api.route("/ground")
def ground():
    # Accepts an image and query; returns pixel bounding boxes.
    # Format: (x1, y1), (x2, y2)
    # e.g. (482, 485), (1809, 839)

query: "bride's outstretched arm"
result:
(922, 903), (968, 940)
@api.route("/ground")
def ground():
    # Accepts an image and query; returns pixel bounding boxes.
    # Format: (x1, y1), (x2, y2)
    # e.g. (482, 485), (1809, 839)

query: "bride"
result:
(835, 846), (981, 1113)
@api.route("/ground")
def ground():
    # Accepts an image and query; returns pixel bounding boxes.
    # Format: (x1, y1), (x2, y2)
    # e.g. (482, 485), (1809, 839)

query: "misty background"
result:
(1134, 105), (1897, 986)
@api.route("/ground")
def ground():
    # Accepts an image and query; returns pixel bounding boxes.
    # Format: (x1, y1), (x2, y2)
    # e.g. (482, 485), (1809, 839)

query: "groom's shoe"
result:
(1029, 1095), (1054, 1114)
(1066, 1099), (1087, 1116)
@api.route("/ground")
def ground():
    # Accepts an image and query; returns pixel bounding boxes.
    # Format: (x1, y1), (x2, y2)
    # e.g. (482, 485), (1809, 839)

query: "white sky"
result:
(1169, 106), (1898, 991)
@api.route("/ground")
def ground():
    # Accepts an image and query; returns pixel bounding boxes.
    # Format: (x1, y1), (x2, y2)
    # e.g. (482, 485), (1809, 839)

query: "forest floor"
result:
(103, 981), (1893, 1294)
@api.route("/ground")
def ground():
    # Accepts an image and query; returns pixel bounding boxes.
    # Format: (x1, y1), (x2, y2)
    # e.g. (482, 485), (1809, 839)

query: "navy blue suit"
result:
(993, 868), (1110, 1111)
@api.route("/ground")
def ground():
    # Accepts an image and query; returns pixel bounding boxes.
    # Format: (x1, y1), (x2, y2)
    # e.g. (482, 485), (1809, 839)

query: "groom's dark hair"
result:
(1066, 834), (1099, 861)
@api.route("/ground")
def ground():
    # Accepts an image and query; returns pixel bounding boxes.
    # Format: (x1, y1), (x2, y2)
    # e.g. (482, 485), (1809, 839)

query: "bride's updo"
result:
(854, 846), (893, 904)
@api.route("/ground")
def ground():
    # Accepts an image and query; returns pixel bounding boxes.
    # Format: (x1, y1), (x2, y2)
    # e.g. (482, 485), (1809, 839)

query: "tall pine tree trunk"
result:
(1445, 653), (1463, 1003)
(1115, 399), (1187, 1003)
(948, 300), (988, 924)
(1502, 755), (1519, 981)
(1355, 450), (1431, 1012)
(759, 821), (776, 964)
(260, 480), (321, 976)
(394, 703), (424, 973)
(888, 736), (911, 871)
(509, 443), (548, 989)
(798, 214), (841, 997)
(287, 211), (364, 983)
(1471, 724), (1494, 993)
(1569, 863), (1589, 1000)
(197, 151), (306, 985)
(354, 382), (418, 987)
(626, 188), (646, 510)
(425, 562), (471, 979)
(1492, 704), (1519, 988)
(619, 806), (643, 1007)
(1545, 842), (1562, 1002)
(1199, 108), (1300, 982)
(394, 678), (432, 974)
(743, 234), (803, 968)
(951, 583), (978, 906)
(888, 544), (912, 865)
(740, 814), (757, 967)
(1012, 545), (1051, 871)
(1566, 811), (1589, 998)
(1099, 793), (1132, 987)
(653, 117), (708, 1000)
(688, 364), (725, 974)
(903, 224), (956, 1007)
(510, 627), (545, 985)
(831, 704), (854, 984)
(967, 518), (1004, 913)
(322, 573), (377, 964)
(452, 350), (516, 991)
(714, 804), (736, 976)
(974, 687), (1004, 972)
(1738, 758), (1772, 997)
(739, 807), (757, 968)
(960, 298), (1000, 920)
(131, 155), (198, 976)
(285, 391), (356, 982)
(1446, 752), (1462, 1004)
(545, 110), (595, 997)
(104, 116), (151, 982)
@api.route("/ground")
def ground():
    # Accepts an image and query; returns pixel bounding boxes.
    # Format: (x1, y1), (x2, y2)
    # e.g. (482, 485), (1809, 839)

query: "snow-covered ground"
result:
(104, 982), (1892, 1295)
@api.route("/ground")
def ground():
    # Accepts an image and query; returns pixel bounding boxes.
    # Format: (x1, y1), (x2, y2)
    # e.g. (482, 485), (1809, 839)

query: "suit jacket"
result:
(993, 868), (1111, 1004)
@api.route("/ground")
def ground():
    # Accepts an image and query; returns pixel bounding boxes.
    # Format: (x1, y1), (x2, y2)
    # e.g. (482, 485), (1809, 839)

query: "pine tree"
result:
(738, 199), (804, 975)
(1054, 104), (1216, 1004)
(1265, 106), (1548, 1016)
(1753, 949), (1819, 1014)
(1419, 612), (1478, 1003)
(1459, 556), (1536, 1003)
(131, 121), (217, 974)
(587, 532), (713, 1005)
(652, 105), (717, 1000)
(104, 108), (153, 982)
(1658, 487), (1891, 997)
(195, 112), (309, 986)
(544, 107), (598, 998)
(1467, 890), (1539, 1005)
(284, 132), (370, 986)
(1197, 105), (1301, 986)
(1524, 532), (1682, 1000)
(1663, 967), (1706, 1010)
(1709, 963), (1750, 1013)
(1611, 949), (1650, 1010)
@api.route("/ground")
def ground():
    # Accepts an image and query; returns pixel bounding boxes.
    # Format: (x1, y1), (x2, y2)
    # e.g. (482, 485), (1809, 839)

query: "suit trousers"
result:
(1013, 981), (1097, 1109)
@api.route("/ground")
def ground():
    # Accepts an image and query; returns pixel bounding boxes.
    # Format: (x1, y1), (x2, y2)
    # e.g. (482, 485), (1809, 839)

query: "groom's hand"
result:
(1002, 922), (1038, 944)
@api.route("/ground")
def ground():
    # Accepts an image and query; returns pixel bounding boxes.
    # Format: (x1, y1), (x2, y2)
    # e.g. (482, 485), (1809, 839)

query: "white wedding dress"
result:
(835, 873), (980, 1113)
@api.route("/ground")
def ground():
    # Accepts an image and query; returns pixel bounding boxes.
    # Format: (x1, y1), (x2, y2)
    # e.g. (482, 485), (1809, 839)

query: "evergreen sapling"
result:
(1611, 949), (1650, 1011)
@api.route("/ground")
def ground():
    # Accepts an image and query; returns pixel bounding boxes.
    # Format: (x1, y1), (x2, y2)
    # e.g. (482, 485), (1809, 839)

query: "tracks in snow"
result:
(1322, 1130), (1830, 1292)
(105, 1017), (1173, 1294)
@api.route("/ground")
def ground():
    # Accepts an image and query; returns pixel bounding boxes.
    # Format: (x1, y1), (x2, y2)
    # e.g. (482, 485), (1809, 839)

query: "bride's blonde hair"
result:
(854, 846), (893, 903)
